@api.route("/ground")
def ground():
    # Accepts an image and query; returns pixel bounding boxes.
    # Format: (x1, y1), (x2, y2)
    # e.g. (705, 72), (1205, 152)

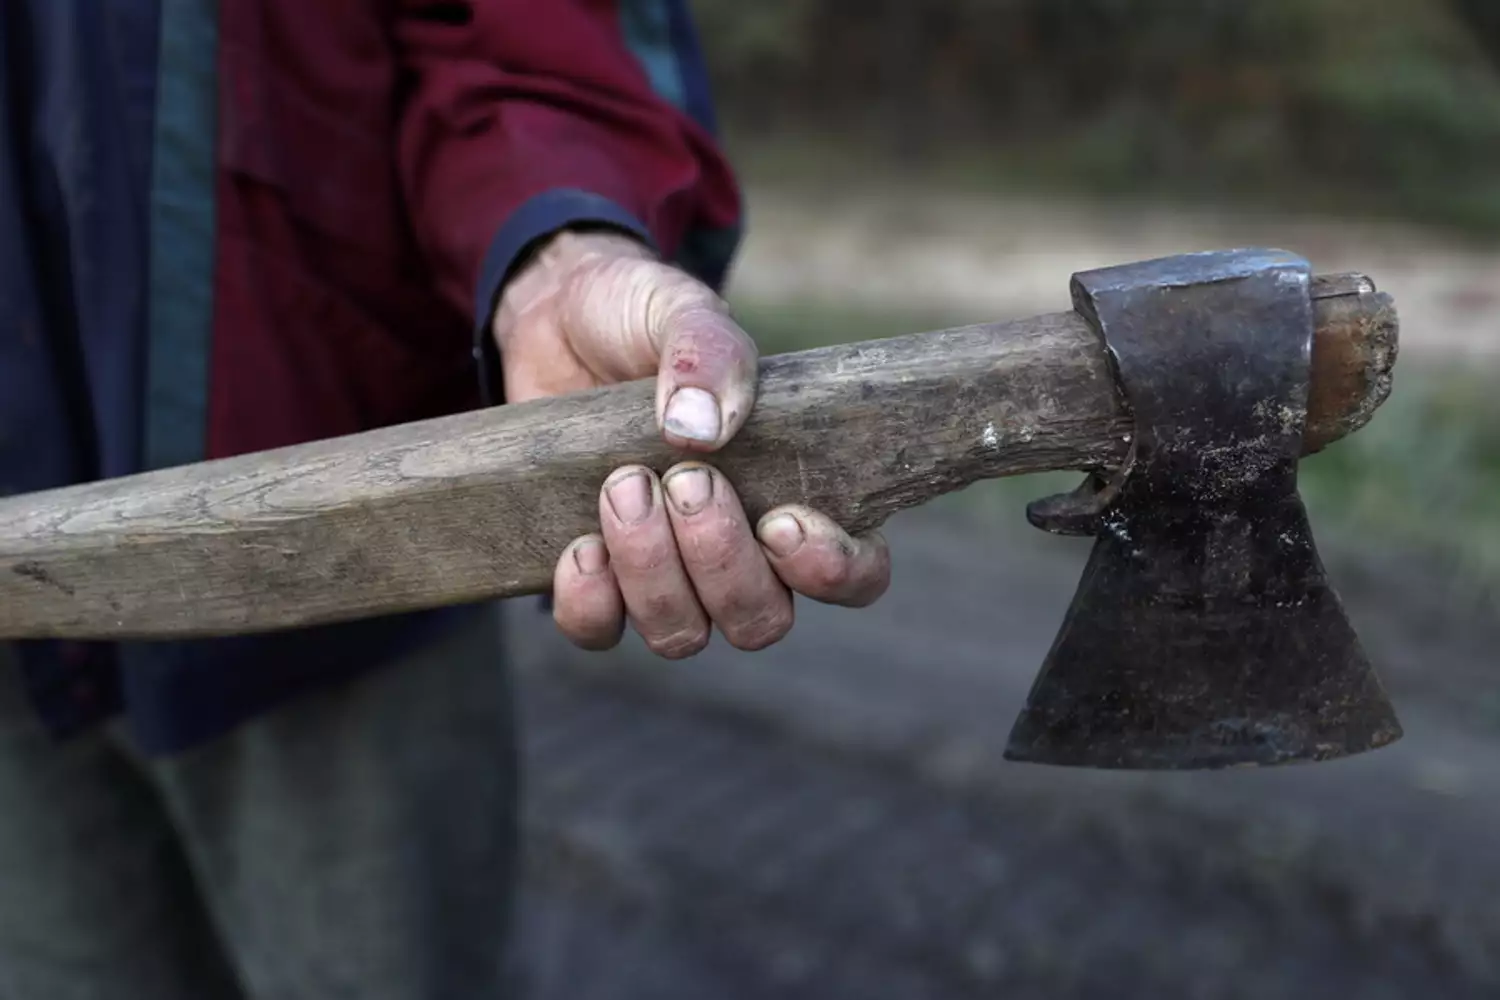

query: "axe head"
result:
(1004, 249), (1402, 770)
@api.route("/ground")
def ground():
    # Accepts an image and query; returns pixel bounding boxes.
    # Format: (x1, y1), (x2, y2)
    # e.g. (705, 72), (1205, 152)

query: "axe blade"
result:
(1004, 495), (1403, 769)
(1004, 249), (1403, 770)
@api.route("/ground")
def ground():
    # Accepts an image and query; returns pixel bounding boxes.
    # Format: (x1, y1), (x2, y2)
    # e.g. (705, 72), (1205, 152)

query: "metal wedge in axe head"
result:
(0, 248), (1403, 770)
(1004, 249), (1403, 770)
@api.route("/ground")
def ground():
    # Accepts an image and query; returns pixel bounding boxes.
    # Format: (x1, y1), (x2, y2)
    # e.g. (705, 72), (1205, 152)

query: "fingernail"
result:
(573, 538), (608, 576)
(758, 513), (805, 557)
(664, 387), (722, 444)
(605, 471), (653, 525)
(664, 466), (714, 516)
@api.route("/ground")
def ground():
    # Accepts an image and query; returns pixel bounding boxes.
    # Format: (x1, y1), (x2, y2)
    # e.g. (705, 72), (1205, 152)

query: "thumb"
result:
(650, 280), (758, 453)
(559, 236), (758, 452)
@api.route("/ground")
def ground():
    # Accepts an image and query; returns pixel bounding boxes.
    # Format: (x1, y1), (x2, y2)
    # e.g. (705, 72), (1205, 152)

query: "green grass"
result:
(732, 298), (1500, 614)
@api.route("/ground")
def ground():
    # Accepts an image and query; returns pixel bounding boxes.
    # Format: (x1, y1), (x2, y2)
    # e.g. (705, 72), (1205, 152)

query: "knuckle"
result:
(554, 608), (618, 651)
(564, 255), (661, 340)
(616, 536), (676, 574)
(679, 524), (742, 574)
(725, 608), (794, 652)
(667, 317), (751, 374)
(648, 267), (724, 321)
(842, 571), (890, 609)
(638, 591), (685, 625)
(805, 555), (854, 596)
(646, 626), (711, 660)
(566, 625), (621, 653)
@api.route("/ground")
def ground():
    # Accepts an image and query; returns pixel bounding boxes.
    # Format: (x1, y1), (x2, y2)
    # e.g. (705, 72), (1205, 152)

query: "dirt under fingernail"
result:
(573, 538), (608, 575)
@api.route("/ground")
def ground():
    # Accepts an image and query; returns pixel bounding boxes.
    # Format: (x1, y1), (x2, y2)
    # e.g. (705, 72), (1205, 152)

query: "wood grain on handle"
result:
(0, 273), (1396, 640)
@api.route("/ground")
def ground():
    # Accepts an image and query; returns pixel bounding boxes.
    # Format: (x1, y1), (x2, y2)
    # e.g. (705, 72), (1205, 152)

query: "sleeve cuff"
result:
(471, 189), (657, 406)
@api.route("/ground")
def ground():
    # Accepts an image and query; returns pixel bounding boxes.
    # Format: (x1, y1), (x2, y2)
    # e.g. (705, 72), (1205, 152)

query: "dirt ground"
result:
(504, 188), (1500, 999)
(506, 508), (1500, 999)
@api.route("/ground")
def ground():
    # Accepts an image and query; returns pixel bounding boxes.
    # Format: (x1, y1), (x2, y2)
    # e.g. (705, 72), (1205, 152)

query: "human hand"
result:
(493, 229), (890, 657)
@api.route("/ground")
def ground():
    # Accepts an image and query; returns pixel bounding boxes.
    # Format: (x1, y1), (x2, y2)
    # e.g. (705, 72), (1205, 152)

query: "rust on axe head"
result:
(1005, 249), (1404, 771)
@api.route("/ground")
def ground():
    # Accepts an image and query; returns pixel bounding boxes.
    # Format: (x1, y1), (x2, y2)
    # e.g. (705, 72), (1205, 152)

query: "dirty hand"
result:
(494, 229), (890, 657)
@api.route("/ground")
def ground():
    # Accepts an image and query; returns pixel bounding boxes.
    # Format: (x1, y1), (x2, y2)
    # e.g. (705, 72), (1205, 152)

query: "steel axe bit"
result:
(1006, 249), (1402, 770)
(0, 250), (1402, 769)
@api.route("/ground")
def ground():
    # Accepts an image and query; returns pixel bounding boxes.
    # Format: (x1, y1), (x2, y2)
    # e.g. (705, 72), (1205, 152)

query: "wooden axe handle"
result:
(0, 273), (1395, 640)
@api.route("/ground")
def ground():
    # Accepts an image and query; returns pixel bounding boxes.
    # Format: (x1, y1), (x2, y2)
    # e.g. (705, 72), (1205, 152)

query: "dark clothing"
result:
(0, 601), (520, 999)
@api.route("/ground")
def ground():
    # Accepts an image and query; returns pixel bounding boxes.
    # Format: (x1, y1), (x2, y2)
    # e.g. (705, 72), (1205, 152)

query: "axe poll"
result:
(0, 256), (1391, 638)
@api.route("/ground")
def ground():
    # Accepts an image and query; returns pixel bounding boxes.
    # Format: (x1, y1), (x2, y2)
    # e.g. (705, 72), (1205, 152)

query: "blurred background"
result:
(507, 2), (1500, 997)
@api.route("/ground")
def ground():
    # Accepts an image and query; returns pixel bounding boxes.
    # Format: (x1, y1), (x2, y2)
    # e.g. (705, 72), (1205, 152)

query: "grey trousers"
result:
(0, 605), (520, 1000)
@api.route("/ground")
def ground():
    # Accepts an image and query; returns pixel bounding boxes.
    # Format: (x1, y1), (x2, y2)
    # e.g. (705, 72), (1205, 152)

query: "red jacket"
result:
(212, 0), (742, 456)
(6, 0), (742, 754)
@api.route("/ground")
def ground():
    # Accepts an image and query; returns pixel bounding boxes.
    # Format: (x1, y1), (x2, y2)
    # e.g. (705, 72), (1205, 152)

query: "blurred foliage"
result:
(1297, 365), (1500, 607)
(692, 0), (1500, 231)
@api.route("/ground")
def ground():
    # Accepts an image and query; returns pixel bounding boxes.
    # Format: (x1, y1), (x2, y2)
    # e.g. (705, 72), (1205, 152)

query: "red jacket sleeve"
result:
(392, 0), (743, 332)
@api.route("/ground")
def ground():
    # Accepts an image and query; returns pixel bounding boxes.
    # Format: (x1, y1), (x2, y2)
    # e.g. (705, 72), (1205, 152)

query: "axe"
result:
(0, 249), (1402, 770)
